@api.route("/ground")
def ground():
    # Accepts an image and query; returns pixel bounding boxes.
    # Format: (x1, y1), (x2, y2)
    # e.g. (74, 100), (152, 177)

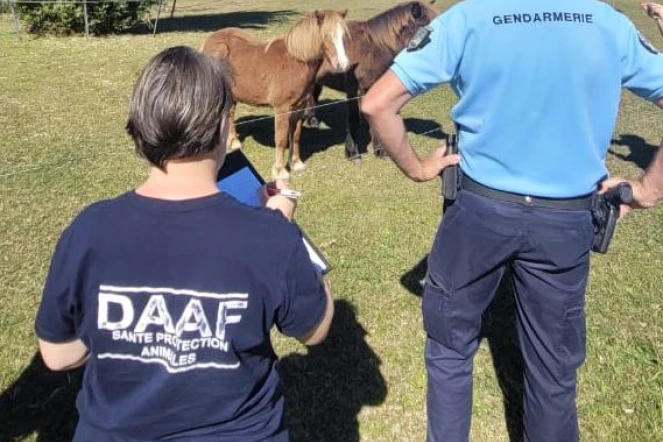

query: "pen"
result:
(267, 186), (301, 199)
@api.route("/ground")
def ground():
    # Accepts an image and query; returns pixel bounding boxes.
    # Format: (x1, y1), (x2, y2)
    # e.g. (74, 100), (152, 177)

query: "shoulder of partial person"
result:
(46, 193), (128, 252)
(71, 192), (130, 224)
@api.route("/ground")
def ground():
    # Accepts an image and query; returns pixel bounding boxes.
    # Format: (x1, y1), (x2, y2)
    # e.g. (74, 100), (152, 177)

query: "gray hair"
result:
(126, 46), (233, 169)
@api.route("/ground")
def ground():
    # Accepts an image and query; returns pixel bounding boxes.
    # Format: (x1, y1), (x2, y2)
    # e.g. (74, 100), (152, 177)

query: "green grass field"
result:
(0, 0), (661, 441)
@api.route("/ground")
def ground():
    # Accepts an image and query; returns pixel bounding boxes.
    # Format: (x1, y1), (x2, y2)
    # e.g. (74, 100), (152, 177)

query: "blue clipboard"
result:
(217, 150), (331, 275)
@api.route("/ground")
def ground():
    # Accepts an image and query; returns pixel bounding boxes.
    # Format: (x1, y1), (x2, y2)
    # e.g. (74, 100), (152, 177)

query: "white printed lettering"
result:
(216, 300), (248, 340)
(134, 295), (176, 334)
(98, 293), (134, 331)
(175, 299), (212, 337)
(97, 285), (248, 372)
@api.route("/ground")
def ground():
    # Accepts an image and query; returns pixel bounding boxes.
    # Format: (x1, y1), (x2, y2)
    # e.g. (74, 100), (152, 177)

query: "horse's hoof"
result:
(345, 136), (361, 160)
(345, 146), (361, 161)
(303, 117), (320, 128)
(374, 149), (386, 159)
(272, 166), (290, 182)
(346, 154), (362, 162)
(229, 139), (242, 151)
(292, 160), (306, 173)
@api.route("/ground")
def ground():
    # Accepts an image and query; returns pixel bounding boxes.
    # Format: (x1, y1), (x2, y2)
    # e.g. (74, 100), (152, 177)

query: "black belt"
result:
(460, 174), (594, 211)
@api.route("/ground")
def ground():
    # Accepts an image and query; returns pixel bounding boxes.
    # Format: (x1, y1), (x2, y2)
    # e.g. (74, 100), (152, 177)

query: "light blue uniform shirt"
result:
(391, 0), (663, 198)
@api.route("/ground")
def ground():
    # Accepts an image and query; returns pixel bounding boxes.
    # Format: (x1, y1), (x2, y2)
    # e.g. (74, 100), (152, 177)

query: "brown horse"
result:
(304, 1), (438, 160)
(201, 10), (350, 180)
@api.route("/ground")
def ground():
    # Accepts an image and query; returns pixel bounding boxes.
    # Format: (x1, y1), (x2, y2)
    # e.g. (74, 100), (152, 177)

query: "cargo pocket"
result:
(421, 272), (453, 348)
(558, 305), (587, 371)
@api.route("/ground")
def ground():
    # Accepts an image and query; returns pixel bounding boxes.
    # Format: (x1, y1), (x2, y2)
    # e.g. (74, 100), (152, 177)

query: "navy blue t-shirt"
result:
(35, 190), (327, 441)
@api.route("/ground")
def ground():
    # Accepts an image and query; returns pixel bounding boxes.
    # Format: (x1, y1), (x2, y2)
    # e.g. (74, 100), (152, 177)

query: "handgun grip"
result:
(591, 182), (632, 254)
(603, 182), (633, 206)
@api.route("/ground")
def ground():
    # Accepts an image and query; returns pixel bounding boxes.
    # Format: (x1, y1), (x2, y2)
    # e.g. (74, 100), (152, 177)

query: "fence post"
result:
(9, 0), (21, 41)
(83, 0), (90, 40)
(169, 0), (176, 19)
(153, 0), (163, 36)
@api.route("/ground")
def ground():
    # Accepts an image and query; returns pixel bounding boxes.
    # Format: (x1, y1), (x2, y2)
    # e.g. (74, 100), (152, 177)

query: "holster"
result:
(590, 182), (633, 254)
(441, 133), (460, 211)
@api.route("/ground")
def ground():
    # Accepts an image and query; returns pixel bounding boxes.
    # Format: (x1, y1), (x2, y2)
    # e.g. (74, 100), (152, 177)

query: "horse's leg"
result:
(272, 111), (290, 181)
(291, 114), (306, 173)
(370, 122), (387, 159)
(362, 85), (386, 159)
(227, 104), (242, 151)
(304, 84), (322, 128)
(344, 75), (361, 161)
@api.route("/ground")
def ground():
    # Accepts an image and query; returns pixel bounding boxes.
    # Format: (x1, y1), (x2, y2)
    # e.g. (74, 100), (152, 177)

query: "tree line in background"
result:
(12, 0), (157, 35)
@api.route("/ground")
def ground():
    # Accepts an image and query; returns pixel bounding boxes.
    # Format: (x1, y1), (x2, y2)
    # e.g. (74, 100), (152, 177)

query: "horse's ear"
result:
(339, 9), (348, 18)
(314, 10), (325, 25)
(411, 2), (422, 19)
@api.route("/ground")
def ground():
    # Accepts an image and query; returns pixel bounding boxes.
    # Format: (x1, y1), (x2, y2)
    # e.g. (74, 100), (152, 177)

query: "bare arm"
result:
(296, 277), (334, 346)
(361, 70), (459, 182)
(259, 179), (297, 220)
(656, 17), (663, 36)
(600, 97), (663, 214)
(637, 96), (663, 205)
(642, 3), (663, 36)
(643, 98), (663, 201)
(39, 338), (89, 371)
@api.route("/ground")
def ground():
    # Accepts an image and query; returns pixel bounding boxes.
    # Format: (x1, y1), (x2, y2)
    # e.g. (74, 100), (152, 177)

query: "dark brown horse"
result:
(304, 1), (438, 160)
(201, 10), (350, 180)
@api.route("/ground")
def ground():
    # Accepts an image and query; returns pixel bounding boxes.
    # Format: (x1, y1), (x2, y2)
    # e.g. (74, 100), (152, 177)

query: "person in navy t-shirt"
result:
(34, 45), (334, 442)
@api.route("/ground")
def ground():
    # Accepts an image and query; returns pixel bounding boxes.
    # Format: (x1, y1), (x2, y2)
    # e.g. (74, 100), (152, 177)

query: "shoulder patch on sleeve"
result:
(407, 25), (433, 51)
(637, 30), (659, 54)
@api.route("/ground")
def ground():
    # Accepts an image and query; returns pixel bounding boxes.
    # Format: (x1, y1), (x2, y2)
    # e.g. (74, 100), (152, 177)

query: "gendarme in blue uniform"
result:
(391, 0), (663, 197)
(386, 1), (663, 442)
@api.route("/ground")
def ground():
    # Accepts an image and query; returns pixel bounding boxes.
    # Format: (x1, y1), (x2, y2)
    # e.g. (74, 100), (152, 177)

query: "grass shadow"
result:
(479, 273), (524, 442)
(278, 299), (388, 442)
(400, 256), (524, 442)
(610, 134), (659, 171)
(399, 254), (428, 297)
(235, 100), (447, 164)
(235, 101), (348, 162)
(315, 101), (447, 155)
(405, 118), (447, 140)
(0, 353), (82, 442)
(135, 9), (298, 34)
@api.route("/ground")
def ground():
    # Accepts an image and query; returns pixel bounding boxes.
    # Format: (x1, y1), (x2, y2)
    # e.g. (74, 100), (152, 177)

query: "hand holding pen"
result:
(259, 179), (300, 220)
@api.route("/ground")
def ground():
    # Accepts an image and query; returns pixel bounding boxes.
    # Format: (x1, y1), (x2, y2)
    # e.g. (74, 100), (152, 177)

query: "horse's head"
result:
(284, 9), (350, 73)
(397, 1), (438, 46)
(365, 1), (439, 54)
(316, 9), (350, 73)
(409, 1), (438, 27)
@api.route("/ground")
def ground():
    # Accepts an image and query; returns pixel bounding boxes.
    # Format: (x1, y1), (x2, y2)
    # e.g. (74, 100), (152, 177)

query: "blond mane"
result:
(270, 10), (348, 62)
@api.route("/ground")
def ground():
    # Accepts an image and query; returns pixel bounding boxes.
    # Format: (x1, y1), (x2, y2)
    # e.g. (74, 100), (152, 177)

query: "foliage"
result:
(17, 0), (157, 35)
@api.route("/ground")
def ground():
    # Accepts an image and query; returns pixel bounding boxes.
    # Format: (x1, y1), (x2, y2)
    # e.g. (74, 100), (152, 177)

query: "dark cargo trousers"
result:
(423, 189), (593, 442)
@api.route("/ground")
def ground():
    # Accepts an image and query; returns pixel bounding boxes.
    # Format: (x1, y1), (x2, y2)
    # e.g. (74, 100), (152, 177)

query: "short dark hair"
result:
(126, 46), (233, 169)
